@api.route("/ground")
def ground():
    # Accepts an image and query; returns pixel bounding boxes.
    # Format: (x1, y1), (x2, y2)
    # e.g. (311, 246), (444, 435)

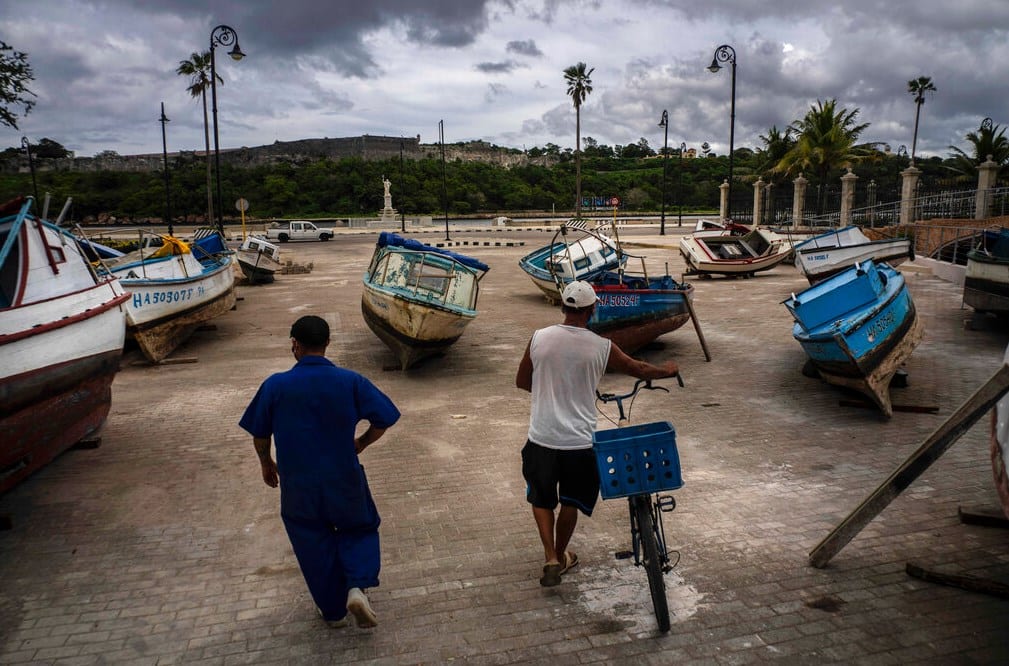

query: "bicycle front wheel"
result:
(633, 494), (670, 632)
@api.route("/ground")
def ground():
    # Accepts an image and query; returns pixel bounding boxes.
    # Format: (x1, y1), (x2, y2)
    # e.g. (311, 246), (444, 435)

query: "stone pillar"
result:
(976, 155), (999, 220)
(840, 168), (858, 227)
(764, 183), (773, 226)
(792, 174), (808, 229)
(899, 165), (921, 226)
(719, 179), (730, 222)
(752, 177), (764, 227)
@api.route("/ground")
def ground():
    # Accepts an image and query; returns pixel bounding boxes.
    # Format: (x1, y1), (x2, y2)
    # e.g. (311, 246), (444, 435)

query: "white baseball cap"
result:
(561, 280), (599, 308)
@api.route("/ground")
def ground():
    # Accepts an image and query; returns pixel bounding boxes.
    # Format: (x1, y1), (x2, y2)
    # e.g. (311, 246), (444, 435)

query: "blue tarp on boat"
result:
(377, 232), (489, 273)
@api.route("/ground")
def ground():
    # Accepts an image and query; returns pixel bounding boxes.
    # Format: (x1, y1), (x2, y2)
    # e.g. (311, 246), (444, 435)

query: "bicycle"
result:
(593, 376), (684, 633)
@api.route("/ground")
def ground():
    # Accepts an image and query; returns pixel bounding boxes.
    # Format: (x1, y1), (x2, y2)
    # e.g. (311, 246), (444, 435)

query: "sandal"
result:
(539, 562), (562, 587)
(559, 551), (579, 576)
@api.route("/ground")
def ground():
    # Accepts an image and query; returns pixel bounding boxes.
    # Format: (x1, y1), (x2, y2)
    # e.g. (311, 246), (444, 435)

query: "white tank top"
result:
(527, 324), (611, 449)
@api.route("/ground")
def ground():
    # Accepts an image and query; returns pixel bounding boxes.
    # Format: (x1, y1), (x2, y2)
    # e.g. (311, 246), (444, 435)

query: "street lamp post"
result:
(209, 24), (245, 235)
(159, 102), (173, 236)
(658, 110), (669, 235)
(439, 120), (449, 241)
(707, 44), (736, 221)
(677, 142), (687, 227)
(21, 136), (38, 204)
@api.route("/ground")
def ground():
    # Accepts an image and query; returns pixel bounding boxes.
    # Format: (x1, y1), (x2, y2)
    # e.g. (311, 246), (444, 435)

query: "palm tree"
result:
(176, 51), (221, 224)
(564, 62), (594, 219)
(776, 99), (871, 184)
(948, 119), (1009, 182)
(907, 76), (936, 164)
(756, 125), (795, 183)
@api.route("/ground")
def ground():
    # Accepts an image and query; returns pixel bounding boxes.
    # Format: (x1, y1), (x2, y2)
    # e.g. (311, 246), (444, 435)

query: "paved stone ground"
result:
(2, 226), (1008, 665)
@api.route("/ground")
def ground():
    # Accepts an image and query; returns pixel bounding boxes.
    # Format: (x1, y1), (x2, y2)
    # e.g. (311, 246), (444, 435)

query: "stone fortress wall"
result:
(3, 134), (553, 174)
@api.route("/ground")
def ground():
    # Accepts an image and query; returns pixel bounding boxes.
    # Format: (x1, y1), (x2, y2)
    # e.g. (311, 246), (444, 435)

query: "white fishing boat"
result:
(679, 226), (793, 277)
(518, 221), (625, 302)
(362, 232), (489, 370)
(1, 196), (129, 494)
(99, 231), (235, 362)
(237, 236), (282, 284)
(793, 225), (914, 284)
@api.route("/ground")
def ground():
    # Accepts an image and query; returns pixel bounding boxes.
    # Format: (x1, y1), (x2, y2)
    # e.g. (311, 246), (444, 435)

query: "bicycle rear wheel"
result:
(632, 494), (670, 632)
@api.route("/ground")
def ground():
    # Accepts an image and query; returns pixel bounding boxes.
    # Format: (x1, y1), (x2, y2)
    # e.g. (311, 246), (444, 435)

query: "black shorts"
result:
(522, 440), (600, 516)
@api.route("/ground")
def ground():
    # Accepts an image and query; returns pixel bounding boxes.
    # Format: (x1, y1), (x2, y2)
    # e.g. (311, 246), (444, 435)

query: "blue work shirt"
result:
(239, 355), (400, 483)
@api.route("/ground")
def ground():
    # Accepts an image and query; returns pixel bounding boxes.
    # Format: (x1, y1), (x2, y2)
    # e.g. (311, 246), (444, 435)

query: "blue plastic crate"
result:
(592, 421), (683, 499)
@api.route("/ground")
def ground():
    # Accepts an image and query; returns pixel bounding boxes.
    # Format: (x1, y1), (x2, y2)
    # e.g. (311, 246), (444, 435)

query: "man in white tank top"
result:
(516, 281), (679, 587)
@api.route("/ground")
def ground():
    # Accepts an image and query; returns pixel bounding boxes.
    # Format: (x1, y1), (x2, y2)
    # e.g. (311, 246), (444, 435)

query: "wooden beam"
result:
(683, 294), (712, 362)
(808, 363), (1009, 568)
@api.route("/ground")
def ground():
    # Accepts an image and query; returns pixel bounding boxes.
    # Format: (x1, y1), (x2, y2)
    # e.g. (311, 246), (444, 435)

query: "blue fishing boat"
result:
(362, 232), (489, 370)
(782, 261), (923, 417)
(588, 271), (696, 355)
(518, 221), (625, 302)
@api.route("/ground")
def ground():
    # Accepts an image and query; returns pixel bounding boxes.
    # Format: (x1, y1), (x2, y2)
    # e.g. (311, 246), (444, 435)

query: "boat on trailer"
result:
(679, 226), (793, 277)
(793, 225), (914, 284)
(362, 232), (489, 370)
(0, 196), (130, 494)
(518, 221), (625, 302)
(98, 230), (236, 363)
(782, 260), (923, 417)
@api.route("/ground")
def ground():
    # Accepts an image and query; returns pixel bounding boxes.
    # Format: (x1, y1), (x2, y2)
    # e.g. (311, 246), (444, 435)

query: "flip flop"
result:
(559, 551), (579, 576)
(540, 562), (562, 587)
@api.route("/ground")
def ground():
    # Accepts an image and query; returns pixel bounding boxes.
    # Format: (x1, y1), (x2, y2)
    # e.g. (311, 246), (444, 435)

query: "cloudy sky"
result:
(2, 0), (1006, 161)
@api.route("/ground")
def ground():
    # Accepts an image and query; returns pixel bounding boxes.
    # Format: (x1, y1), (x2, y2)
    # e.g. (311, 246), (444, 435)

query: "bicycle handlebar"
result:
(596, 375), (683, 404)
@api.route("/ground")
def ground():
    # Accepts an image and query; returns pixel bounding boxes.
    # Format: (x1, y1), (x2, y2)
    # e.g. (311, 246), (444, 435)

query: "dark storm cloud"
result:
(121, 0), (498, 77)
(476, 60), (524, 73)
(506, 39), (543, 57)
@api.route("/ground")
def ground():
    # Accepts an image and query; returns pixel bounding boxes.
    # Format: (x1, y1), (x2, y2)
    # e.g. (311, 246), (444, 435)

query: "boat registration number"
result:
(598, 293), (640, 307)
(865, 310), (895, 342)
(133, 286), (205, 309)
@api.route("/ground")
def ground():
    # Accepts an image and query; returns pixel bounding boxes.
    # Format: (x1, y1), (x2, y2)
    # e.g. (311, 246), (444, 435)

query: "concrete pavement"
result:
(1, 225), (1008, 664)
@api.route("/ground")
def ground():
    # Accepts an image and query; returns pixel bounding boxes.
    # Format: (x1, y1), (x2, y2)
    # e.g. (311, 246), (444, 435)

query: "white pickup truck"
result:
(262, 220), (334, 242)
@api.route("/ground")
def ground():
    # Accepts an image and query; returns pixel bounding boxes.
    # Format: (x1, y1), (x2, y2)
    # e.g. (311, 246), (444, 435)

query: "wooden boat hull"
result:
(964, 251), (1009, 314)
(237, 251), (282, 284)
(120, 258), (236, 362)
(588, 275), (694, 354)
(679, 228), (792, 276)
(361, 285), (473, 369)
(1, 350), (122, 494)
(1, 197), (129, 493)
(362, 233), (486, 370)
(785, 262), (923, 417)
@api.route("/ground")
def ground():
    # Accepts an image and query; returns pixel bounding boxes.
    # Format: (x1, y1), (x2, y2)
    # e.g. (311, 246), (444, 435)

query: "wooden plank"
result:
(683, 294), (712, 362)
(958, 506), (1009, 529)
(808, 363), (1009, 568)
(906, 562), (1009, 599)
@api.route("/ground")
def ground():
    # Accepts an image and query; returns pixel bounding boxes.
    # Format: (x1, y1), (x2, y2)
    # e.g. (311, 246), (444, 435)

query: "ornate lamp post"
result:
(707, 44), (736, 221)
(658, 110), (669, 235)
(159, 103), (173, 236)
(677, 142), (687, 227)
(209, 24), (245, 234)
(21, 136), (38, 203)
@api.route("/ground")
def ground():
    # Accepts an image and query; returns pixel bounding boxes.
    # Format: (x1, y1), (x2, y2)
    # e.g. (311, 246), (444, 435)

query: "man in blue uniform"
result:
(240, 315), (400, 628)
